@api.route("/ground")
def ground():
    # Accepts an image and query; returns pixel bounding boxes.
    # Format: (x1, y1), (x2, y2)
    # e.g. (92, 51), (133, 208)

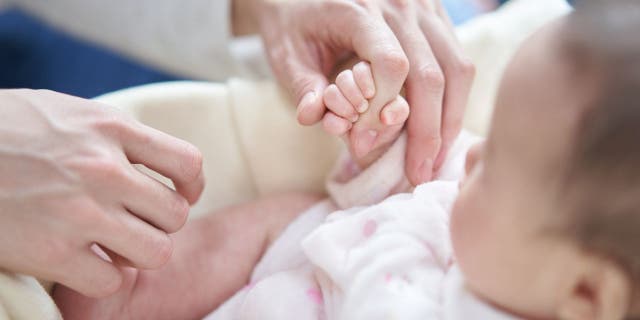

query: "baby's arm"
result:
(53, 192), (322, 320)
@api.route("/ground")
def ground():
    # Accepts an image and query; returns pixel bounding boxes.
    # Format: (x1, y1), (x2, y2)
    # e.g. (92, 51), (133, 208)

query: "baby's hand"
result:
(322, 61), (409, 168)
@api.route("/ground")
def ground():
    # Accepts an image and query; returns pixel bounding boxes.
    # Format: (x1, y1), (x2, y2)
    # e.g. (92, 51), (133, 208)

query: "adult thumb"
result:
(269, 46), (329, 126)
(292, 69), (329, 126)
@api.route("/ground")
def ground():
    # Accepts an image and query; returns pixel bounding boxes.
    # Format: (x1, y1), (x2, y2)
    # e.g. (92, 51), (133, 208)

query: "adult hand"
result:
(236, 0), (475, 185)
(0, 89), (204, 297)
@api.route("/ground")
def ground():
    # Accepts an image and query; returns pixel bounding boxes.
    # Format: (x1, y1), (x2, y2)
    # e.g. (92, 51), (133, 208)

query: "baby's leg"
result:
(53, 192), (323, 320)
(323, 61), (409, 168)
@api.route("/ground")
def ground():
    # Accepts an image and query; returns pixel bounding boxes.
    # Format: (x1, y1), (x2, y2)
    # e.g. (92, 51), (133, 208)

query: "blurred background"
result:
(0, 0), (507, 99)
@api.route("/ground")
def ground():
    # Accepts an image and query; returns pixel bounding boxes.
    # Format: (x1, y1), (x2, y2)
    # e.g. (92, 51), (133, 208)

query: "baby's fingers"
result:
(323, 85), (360, 122)
(322, 112), (352, 136)
(336, 70), (369, 113)
(353, 61), (376, 99)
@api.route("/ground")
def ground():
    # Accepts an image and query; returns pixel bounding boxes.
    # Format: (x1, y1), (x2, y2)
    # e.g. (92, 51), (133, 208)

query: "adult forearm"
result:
(12, 0), (245, 80)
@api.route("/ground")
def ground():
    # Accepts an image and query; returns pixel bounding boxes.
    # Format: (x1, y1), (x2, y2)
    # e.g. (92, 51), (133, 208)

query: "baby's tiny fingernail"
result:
(358, 100), (369, 113)
(365, 88), (375, 99)
(350, 113), (360, 123)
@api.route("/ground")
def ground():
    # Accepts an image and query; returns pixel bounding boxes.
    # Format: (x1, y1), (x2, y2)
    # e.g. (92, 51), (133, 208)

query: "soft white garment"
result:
(204, 131), (517, 320)
(0, 0), (270, 80)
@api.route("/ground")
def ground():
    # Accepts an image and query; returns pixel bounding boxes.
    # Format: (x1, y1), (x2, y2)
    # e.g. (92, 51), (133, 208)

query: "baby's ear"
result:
(557, 255), (631, 320)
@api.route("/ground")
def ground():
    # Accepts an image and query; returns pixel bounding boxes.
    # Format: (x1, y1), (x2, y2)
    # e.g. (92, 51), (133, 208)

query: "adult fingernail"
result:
(297, 91), (316, 116)
(356, 130), (378, 158)
(418, 159), (434, 184)
(357, 100), (369, 113)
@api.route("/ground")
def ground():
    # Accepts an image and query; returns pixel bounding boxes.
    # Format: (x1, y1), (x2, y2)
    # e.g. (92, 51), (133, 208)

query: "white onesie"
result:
(204, 131), (517, 320)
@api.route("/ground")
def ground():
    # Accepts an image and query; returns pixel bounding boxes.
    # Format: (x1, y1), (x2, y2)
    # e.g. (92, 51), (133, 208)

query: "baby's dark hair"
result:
(559, 0), (640, 313)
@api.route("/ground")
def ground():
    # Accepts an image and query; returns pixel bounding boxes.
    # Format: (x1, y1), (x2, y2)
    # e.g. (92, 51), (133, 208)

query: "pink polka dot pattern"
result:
(363, 220), (378, 237)
(306, 288), (324, 305)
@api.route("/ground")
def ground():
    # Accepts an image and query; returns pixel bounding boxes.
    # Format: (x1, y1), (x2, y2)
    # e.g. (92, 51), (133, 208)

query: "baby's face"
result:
(450, 19), (588, 318)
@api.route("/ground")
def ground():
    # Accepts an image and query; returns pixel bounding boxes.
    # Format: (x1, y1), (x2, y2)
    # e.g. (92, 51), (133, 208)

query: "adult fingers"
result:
(385, 12), (446, 185)
(56, 250), (123, 298)
(284, 53), (330, 126)
(419, 13), (475, 171)
(118, 122), (204, 205)
(323, 84), (360, 122)
(95, 209), (173, 270)
(262, 26), (329, 125)
(122, 168), (190, 234)
(434, 0), (456, 31)
(313, 3), (410, 157)
(303, 1), (409, 105)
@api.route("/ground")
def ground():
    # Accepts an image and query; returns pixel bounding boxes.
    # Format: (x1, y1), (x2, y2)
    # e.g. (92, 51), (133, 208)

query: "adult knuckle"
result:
(91, 111), (128, 136)
(380, 51), (410, 79)
(144, 233), (173, 268)
(90, 158), (128, 181)
(452, 56), (476, 80)
(166, 196), (189, 233)
(416, 64), (445, 90)
(64, 154), (129, 190)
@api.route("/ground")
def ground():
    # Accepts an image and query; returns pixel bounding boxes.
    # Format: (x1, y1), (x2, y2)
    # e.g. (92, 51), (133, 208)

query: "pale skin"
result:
(234, 0), (476, 185)
(452, 20), (637, 319)
(53, 61), (402, 319)
(0, 89), (204, 298)
(322, 61), (410, 168)
(54, 192), (324, 320)
(0, 0), (471, 304)
(56, 19), (640, 320)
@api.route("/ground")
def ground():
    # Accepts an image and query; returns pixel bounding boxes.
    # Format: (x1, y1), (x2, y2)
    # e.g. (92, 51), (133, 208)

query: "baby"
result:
(54, 1), (640, 319)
